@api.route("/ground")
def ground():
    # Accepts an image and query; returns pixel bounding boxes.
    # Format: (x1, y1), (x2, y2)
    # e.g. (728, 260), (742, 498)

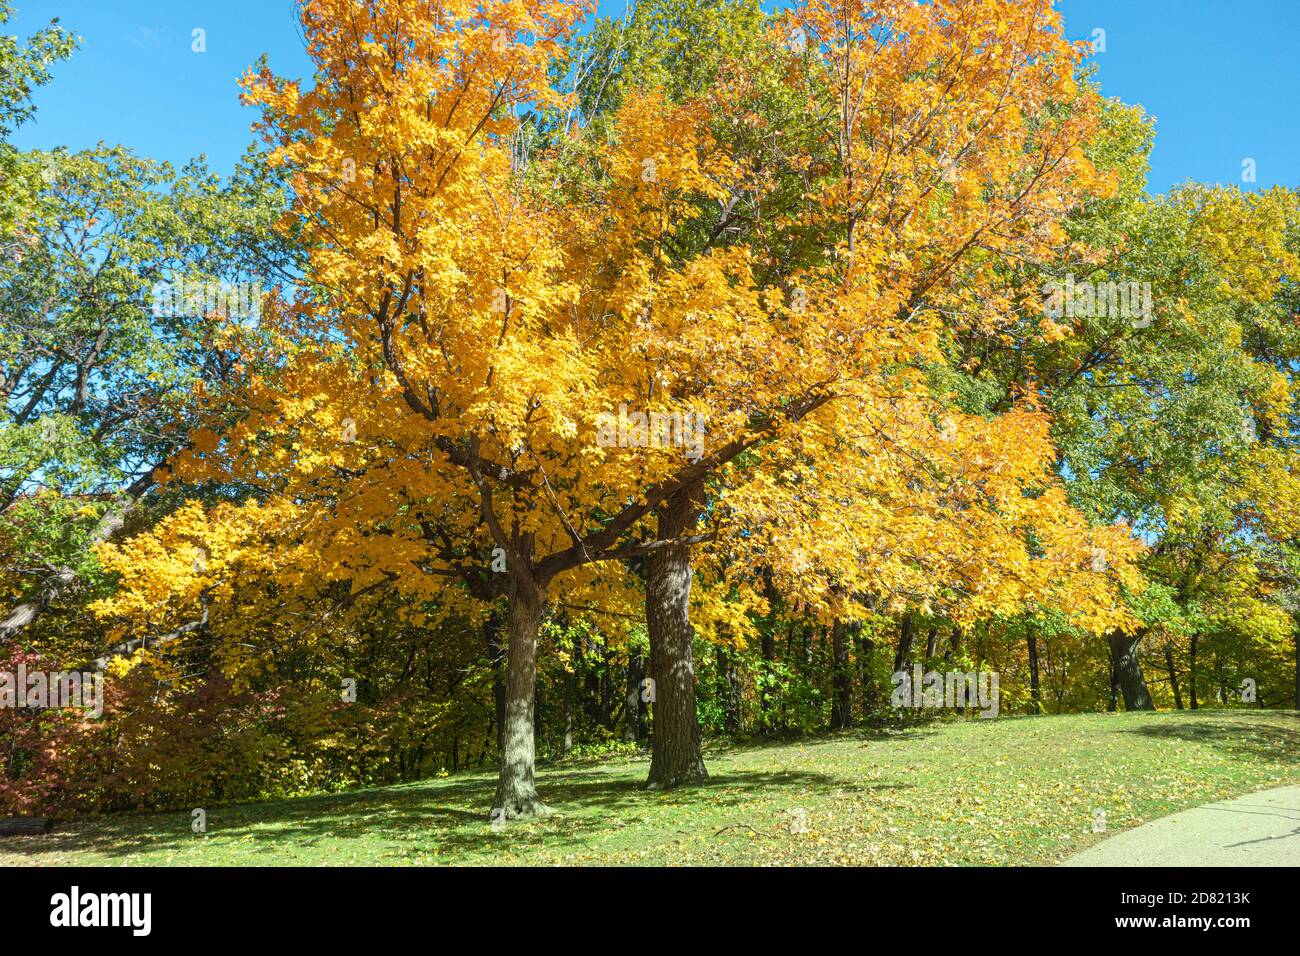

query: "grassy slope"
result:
(4, 710), (1297, 866)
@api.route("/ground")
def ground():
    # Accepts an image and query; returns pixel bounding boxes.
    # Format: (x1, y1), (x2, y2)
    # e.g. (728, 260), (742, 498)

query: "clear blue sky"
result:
(9, 0), (1299, 193)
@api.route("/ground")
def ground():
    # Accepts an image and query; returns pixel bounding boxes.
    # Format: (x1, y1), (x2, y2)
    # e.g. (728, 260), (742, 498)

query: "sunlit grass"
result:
(5, 710), (1297, 866)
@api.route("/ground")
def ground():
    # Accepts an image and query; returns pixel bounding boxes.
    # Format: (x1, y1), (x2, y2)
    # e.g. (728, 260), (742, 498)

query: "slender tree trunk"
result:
(562, 668), (574, 756)
(624, 651), (649, 742)
(830, 618), (853, 729)
(493, 579), (549, 818)
(893, 615), (914, 673)
(645, 481), (707, 789)
(581, 635), (600, 726)
(1027, 629), (1042, 714)
(623, 654), (639, 743)
(716, 645), (741, 735)
(924, 626), (939, 664)
(1165, 643), (1183, 710)
(600, 646), (614, 730)
(856, 624), (877, 719)
(1215, 652), (1229, 706)
(1107, 631), (1154, 711)
(760, 627), (775, 727)
(1189, 633), (1199, 710)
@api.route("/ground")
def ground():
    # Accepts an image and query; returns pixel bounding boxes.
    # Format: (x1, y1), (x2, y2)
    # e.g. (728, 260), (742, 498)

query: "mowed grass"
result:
(4, 710), (1297, 866)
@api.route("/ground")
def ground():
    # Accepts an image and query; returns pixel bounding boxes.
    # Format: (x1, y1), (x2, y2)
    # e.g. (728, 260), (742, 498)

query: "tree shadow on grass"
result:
(1118, 711), (1300, 765)
(9, 766), (862, 864)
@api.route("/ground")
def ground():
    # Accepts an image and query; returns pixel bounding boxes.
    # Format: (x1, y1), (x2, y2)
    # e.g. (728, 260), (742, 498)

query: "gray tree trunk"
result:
(493, 580), (549, 818)
(645, 481), (708, 789)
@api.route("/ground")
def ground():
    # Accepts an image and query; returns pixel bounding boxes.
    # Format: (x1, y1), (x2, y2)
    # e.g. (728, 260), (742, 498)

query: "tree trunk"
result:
(893, 614), (914, 673)
(830, 618), (853, 729)
(716, 645), (741, 735)
(645, 481), (708, 789)
(561, 668), (574, 756)
(944, 625), (960, 665)
(623, 651), (648, 743)
(1165, 643), (1183, 710)
(1107, 631), (1154, 711)
(1189, 633), (1199, 710)
(856, 624), (877, 719)
(1027, 629), (1042, 714)
(599, 646), (614, 730)
(493, 579), (549, 818)
(759, 627), (775, 726)
(924, 626), (939, 664)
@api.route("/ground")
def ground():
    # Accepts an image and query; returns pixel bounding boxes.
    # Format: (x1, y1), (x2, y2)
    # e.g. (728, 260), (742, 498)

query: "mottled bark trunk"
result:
(830, 618), (853, 729)
(645, 481), (707, 789)
(1027, 630), (1042, 714)
(493, 580), (549, 818)
(1189, 634), (1199, 710)
(1107, 631), (1154, 711)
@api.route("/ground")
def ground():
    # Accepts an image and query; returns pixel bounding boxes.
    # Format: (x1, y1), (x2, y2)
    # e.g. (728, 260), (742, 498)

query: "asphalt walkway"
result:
(1064, 785), (1300, 866)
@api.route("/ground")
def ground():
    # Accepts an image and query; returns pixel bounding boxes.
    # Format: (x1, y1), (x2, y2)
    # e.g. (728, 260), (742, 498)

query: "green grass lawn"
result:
(4, 710), (1298, 866)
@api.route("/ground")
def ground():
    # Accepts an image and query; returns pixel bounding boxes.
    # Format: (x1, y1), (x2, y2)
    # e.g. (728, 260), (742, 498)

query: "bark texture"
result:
(1107, 631), (1154, 711)
(645, 481), (707, 789)
(493, 580), (549, 818)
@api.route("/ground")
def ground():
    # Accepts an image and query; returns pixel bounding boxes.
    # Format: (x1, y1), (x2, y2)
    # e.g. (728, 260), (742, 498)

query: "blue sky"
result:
(9, 0), (1299, 192)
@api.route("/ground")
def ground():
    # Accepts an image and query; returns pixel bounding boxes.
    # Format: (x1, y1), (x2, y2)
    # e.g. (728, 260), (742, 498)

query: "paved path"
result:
(1064, 785), (1300, 866)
